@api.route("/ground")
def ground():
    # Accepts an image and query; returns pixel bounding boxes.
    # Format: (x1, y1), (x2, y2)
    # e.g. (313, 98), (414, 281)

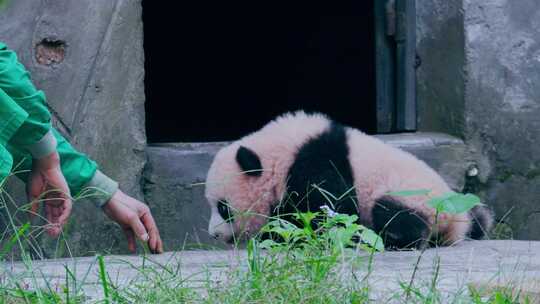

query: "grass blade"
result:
(97, 254), (110, 304)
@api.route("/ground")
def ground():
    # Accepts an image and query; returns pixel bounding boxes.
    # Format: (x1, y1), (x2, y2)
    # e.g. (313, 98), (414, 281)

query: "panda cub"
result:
(205, 111), (493, 249)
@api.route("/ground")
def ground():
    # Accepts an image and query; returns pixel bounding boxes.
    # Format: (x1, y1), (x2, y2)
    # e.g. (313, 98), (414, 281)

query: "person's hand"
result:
(27, 151), (72, 237)
(102, 190), (163, 254)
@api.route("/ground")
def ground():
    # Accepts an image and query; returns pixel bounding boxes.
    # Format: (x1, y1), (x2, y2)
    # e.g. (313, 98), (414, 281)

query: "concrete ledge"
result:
(144, 132), (471, 251)
(3, 241), (539, 302)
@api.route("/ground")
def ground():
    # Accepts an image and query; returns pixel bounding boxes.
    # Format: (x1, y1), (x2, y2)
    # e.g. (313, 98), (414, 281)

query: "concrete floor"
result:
(1, 240), (540, 302)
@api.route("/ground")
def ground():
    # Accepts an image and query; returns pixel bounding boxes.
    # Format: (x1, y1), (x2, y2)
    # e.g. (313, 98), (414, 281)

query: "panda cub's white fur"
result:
(205, 111), (493, 249)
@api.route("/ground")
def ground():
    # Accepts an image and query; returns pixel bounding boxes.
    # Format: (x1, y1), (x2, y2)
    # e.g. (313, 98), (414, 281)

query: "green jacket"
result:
(0, 42), (117, 207)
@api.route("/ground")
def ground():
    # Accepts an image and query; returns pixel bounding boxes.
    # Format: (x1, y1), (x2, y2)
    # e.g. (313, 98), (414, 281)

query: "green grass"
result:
(0, 173), (533, 303)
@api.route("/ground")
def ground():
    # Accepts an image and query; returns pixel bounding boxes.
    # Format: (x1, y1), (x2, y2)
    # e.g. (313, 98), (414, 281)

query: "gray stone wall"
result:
(0, 0), (146, 256)
(463, 0), (540, 239)
(416, 0), (466, 137)
(418, 0), (540, 240)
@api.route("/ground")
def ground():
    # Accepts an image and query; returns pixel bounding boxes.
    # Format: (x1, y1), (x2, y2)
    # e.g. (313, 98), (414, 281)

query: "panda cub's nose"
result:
(211, 232), (222, 240)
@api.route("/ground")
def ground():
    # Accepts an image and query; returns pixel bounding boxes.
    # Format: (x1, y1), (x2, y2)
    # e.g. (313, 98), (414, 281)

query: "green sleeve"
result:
(0, 42), (56, 158)
(0, 145), (14, 183)
(7, 129), (119, 207)
(0, 88), (28, 147)
(0, 88), (28, 181)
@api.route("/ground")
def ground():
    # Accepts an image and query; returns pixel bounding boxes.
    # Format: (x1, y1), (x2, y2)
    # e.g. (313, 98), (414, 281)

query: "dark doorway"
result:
(143, 1), (376, 143)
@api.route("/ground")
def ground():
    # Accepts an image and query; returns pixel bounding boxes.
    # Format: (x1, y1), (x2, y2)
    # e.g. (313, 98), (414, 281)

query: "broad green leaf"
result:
(323, 213), (358, 229)
(426, 192), (458, 209)
(258, 239), (278, 249)
(360, 229), (385, 252)
(386, 189), (431, 197)
(427, 192), (481, 214)
(294, 211), (318, 226)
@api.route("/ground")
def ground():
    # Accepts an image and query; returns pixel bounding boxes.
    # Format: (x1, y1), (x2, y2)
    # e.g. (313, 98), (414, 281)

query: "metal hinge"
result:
(386, 0), (408, 43)
(385, 0), (396, 36)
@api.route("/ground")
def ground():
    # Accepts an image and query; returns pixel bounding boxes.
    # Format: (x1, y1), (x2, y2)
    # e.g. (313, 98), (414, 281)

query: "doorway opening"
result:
(143, 1), (376, 143)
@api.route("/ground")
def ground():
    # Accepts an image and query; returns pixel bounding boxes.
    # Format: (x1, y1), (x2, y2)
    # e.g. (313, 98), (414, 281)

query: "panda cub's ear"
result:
(236, 146), (263, 176)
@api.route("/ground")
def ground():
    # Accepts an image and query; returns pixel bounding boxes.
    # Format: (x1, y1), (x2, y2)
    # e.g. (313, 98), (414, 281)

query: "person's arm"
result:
(0, 42), (56, 158)
(8, 139), (165, 254)
(1, 42), (162, 253)
(0, 88), (28, 179)
(0, 42), (71, 236)
(8, 129), (163, 253)
(0, 88), (28, 149)
(53, 129), (163, 253)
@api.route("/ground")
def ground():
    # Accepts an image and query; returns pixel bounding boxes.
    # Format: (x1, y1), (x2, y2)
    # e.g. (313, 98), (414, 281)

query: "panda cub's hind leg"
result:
(372, 196), (430, 250)
(468, 204), (494, 240)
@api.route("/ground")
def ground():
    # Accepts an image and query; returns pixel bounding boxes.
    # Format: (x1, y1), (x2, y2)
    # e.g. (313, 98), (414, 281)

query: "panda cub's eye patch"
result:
(217, 200), (234, 223)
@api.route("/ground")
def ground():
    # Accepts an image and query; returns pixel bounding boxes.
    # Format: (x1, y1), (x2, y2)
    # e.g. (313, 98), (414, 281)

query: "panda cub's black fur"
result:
(272, 123), (357, 219)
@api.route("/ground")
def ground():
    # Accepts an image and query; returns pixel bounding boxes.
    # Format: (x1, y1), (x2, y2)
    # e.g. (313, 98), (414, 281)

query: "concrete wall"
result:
(0, 0), (147, 257)
(418, 0), (540, 239)
(463, 0), (540, 239)
(416, 0), (466, 138)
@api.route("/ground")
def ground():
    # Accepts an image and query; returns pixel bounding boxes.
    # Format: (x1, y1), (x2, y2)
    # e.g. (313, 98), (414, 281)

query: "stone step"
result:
(143, 132), (471, 250)
(2, 241), (539, 302)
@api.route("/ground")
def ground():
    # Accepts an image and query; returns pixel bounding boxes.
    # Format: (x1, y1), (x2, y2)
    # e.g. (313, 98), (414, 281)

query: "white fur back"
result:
(346, 128), (471, 243)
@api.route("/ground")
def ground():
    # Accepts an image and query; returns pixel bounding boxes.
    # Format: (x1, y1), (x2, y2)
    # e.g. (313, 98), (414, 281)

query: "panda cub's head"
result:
(205, 144), (277, 243)
(205, 111), (330, 243)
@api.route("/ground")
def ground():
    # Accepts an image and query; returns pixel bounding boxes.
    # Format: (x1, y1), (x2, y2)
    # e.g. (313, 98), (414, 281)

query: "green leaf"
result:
(0, 222), (30, 259)
(360, 229), (385, 252)
(427, 192), (481, 214)
(322, 213), (359, 230)
(258, 239), (278, 250)
(97, 255), (110, 303)
(386, 189), (431, 197)
(294, 211), (318, 227)
(261, 219), (305, 242)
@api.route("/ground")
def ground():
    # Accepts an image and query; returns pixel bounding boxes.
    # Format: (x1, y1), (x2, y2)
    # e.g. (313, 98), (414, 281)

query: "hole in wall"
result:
(35, 38), (65, 66)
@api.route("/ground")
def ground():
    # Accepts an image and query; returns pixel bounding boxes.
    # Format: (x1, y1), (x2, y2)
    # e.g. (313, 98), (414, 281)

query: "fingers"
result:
(103, 191), (164, 254)
(156, 236), (164, 254)
(45, 201), (66, 237)
(28, 176), (45, 218)
(51, 203), (62, 218)
(45, 202), (60, 237)
(50, 173), (72, 226)
(30, 201), (40, 217)
(56, 193), (72, 227)
(128, 213), (150, 244)
(40, 191), (71, 237)
(124, 228), (137, 253)
(141, 212), (163, 253)
(29, 167), (73, 238)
